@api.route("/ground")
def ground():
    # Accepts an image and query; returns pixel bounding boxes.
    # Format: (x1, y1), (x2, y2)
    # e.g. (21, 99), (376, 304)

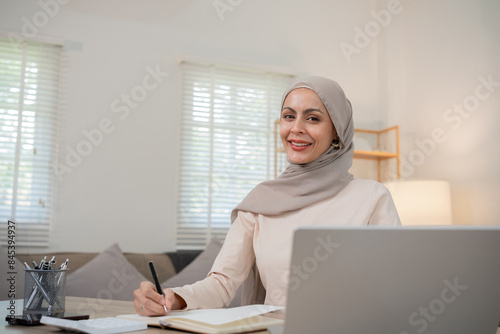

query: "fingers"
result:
(163, 288), (176, 311)
(143, 281), (165, 303)
(133, 281), (168, 316)
(164, 288), (187, 311)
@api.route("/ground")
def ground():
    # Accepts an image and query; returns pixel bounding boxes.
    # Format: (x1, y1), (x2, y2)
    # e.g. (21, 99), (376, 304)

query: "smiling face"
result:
(280, 88), (337, 164)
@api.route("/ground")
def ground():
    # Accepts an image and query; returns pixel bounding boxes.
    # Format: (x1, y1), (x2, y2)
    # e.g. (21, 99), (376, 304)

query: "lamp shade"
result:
(384, 180), (452, 226)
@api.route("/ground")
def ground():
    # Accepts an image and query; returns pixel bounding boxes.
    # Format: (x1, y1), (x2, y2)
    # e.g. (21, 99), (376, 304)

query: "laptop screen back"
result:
(283, 226), (500, 334)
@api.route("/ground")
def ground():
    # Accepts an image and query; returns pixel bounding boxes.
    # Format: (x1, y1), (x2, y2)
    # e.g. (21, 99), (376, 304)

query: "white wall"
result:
(0, 0), (498, 253)
(0, 0), (381, 253)
(382, 0), (500, 225)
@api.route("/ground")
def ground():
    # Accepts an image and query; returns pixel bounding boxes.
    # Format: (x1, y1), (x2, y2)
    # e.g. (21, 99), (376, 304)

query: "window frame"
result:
(175, 59), (294, 250)
(0, 33), (63, 248)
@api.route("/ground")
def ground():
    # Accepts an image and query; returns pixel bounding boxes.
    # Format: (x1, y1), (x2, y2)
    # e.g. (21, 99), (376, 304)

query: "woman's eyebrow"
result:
(303, 108), (325, 114)
(281, 106), (296, 114)
(281, 107), (325, 114)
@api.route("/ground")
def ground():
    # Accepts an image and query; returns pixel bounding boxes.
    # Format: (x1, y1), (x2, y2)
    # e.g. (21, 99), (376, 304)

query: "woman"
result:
(134, 76), (401, 315)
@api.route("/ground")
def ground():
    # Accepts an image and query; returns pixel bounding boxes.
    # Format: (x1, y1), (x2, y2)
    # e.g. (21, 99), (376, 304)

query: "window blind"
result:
(0, 36), (62, 247)
(176, 61), (293, 249)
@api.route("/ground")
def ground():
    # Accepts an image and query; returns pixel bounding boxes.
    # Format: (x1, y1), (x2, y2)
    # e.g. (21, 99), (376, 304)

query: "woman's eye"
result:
(308, 116), (320, 122)
(282, 114), (294, 119)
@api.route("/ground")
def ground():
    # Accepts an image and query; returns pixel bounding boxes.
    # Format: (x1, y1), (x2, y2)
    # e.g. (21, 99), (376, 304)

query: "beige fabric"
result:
(172, 178), (401, 309)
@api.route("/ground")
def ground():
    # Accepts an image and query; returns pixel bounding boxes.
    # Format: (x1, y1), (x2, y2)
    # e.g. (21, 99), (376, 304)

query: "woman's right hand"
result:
(133, 281), (186, 316)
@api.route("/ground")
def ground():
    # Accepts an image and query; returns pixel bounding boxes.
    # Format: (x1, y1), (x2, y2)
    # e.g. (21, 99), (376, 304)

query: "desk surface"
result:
(2, 297), (499, 334)
(2, 297), (269, 334)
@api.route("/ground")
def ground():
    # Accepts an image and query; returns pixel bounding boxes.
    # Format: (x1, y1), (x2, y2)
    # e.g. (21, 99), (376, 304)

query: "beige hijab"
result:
(231, 76), (354, 223)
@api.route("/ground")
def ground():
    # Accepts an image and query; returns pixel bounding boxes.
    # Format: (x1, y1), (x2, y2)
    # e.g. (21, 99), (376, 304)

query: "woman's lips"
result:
(289, 141), (312, 151)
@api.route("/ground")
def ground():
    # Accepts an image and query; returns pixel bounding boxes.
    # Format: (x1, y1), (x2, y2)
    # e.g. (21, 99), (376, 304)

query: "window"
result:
(176, 61), (293, 249)
(0, 36), (62, 247)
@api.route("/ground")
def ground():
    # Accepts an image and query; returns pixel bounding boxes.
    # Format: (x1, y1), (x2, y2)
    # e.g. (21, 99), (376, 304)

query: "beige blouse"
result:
(172, 178), (401, 309)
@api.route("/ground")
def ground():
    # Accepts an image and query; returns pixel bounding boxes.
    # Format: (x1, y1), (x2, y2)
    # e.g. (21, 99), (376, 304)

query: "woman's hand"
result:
(133, 281), (187, 316)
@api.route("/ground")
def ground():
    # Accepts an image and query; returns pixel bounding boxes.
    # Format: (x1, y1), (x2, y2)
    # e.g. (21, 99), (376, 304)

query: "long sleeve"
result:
(171, 211), (256, 310)
(367, 182), (401, 226)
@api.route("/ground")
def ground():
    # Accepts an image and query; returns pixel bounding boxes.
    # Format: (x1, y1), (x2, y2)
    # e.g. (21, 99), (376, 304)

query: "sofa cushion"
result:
(66, 243), (147, 301)
(124, 253), (177, 283)
(166, 250), (203, 273)
(162, 237), (243, 307)
(161, 238), (222, 288)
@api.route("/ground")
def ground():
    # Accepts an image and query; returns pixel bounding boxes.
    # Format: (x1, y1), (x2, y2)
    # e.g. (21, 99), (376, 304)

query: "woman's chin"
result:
(287, 155), (313, 165)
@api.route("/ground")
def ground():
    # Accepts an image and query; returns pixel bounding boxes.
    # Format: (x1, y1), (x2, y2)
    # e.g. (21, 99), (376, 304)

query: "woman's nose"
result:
(290, 119), (305, 134)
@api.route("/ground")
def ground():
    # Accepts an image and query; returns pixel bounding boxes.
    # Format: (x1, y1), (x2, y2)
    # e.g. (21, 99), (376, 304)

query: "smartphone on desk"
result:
(6, 313), (89, 326)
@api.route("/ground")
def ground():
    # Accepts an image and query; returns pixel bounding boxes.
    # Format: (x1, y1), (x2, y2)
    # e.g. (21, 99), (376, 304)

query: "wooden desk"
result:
(1, 297), (269, 334)
(3, 297), (498, 334)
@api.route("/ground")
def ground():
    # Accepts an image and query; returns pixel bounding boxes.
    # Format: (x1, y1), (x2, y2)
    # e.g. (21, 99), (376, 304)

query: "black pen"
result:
(149, 261), (168, 313)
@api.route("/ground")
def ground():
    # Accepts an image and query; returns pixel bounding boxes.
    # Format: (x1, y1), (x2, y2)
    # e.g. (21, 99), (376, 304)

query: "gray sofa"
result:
(2, 238), (242, 307)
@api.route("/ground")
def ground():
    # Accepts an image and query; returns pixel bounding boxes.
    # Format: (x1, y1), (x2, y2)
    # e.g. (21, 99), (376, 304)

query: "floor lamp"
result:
(384, 180), (453, 226)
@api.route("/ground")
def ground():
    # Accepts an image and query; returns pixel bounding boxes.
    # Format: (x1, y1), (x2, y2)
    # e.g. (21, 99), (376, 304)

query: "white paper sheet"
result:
(121, 304), (284, 326)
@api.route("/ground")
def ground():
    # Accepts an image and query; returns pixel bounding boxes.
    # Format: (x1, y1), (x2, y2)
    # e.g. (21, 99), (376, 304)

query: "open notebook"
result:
(118, 304), (284, 334)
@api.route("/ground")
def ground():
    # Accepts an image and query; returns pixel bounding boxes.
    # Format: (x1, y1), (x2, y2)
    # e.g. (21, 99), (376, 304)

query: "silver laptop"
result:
(269, 226), (500, 334)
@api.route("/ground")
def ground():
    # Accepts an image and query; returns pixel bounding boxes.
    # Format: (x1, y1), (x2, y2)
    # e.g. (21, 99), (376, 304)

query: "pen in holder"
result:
(23, 259), (69, 316)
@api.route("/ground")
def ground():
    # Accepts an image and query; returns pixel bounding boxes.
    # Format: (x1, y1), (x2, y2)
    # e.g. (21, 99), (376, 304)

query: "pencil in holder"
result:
(23, 269), (68, 315)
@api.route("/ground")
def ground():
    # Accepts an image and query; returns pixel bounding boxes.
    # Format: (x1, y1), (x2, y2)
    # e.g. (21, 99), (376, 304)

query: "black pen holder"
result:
(23, 269), (68, 315)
